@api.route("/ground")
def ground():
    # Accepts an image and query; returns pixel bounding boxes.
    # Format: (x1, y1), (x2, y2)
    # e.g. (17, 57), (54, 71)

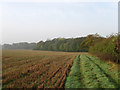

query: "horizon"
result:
(1, 32), (118, 45)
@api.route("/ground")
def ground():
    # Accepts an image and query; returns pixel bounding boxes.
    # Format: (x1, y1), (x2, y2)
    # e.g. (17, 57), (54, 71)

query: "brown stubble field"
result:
(2, 50), (87, 88)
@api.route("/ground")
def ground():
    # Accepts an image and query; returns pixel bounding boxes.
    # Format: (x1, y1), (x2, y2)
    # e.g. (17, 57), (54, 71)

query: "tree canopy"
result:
(34, 37), (86, 52)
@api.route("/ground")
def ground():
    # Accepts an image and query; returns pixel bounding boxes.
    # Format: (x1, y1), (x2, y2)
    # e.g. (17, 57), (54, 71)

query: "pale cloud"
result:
(1, 2), (118, 44)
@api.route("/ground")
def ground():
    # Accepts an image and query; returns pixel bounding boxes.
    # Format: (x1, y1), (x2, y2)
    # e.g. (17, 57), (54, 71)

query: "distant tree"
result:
(34, 37), (86, 52)
(2, 42), (36, 50)
(80, 34), (105, 52)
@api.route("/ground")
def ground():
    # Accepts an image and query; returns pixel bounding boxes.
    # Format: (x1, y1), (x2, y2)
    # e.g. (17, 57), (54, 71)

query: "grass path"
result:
(65, 54), (119, 88)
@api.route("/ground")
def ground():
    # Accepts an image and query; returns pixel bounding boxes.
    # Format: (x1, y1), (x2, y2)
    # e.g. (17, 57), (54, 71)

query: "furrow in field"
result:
(3, 50), (79, 88)
(3, 55), (69, 87)
(3, 55), (75, 88)
(37, 55), (75, 88)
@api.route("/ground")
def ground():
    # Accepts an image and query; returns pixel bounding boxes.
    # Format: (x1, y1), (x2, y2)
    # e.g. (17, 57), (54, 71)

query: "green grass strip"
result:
(87, 55), (119, 86)
(80, 55), (117, 88)
(65, 54), (119, 88)
(65, 55), (83, 88)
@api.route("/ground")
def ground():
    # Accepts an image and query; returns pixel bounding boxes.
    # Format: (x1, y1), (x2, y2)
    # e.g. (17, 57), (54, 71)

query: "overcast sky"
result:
(0, 0), (118, 44)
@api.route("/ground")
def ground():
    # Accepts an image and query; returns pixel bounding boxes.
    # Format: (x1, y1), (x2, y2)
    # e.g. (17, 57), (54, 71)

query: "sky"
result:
(0, 0), (119, 44)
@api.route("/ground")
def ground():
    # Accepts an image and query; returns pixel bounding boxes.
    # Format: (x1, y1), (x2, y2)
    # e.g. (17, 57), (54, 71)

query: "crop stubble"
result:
(2, 50), (83, 88)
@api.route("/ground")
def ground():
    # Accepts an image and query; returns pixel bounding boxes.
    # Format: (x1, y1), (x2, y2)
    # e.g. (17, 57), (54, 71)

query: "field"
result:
(2, 50), (119, 88)
(65, 54), (120, 88)
(2, 50), (85, 88)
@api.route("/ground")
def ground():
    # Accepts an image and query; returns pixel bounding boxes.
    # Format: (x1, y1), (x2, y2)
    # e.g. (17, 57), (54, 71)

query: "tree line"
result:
(34, 37), (87, 52)
(2, 33), (120, 63)
(34, 33), (105, 52)
(2, 42), (36, 50)
(34, 33), (120, 63)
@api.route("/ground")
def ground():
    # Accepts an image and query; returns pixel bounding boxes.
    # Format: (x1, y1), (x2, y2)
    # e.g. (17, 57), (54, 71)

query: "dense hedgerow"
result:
(89, 33), (120, 63)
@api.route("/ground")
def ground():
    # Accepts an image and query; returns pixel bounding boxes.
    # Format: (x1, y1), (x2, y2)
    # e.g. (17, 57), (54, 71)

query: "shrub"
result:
(89, 33), (120, 63)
